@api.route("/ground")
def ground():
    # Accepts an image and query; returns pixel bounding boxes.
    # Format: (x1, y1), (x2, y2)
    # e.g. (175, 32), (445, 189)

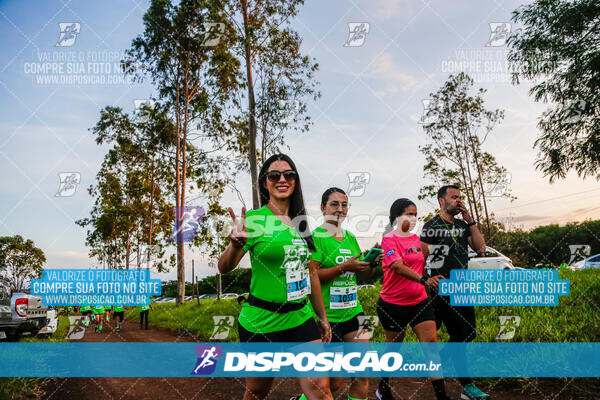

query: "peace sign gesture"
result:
(228, 207), (247, 249)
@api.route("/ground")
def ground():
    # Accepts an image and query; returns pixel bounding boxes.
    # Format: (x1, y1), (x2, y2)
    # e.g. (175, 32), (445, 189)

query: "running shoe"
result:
(461, 383), (489, 399)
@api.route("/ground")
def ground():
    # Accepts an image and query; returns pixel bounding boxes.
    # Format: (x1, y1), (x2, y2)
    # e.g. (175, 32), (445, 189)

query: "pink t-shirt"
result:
(380, 231), (427, 306)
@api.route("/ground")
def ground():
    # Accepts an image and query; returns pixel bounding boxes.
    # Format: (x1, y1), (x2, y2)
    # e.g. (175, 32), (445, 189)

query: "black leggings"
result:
(433, 295), (476, 386)
(140, 310), (149, 329)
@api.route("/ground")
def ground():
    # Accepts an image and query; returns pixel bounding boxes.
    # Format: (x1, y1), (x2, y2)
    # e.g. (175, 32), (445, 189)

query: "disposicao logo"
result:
(191, 345), (222, 375)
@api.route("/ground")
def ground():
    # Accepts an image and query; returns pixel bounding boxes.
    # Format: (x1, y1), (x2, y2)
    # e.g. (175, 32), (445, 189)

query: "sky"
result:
(1, 0), (599, 282)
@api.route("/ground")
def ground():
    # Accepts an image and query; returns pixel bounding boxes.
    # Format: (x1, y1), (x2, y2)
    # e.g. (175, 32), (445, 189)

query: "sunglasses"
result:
(265, 169), (297, 182)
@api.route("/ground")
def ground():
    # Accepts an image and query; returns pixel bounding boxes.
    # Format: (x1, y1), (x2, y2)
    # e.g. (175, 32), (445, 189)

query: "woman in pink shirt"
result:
(375, 198), (449, 400)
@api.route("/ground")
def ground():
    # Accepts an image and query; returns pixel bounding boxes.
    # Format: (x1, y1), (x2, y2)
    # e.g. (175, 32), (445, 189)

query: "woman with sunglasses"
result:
(375, 198), (449, 400)
(290, 187), (380, 400)
(218, 153), (333, 400)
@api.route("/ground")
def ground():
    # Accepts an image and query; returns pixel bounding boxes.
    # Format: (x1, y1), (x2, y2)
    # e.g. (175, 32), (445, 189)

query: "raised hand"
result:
(228, 207), (247, 249)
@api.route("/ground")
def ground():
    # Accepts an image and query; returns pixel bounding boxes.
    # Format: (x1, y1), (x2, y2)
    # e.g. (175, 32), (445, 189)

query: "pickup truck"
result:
(0, 290), (53, 340)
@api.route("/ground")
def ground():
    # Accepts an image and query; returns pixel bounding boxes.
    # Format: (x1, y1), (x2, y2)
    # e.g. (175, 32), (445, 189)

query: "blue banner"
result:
(1, 343), (599, 377)
(30, 268), (161, 307)
(438, 269), (569, 306)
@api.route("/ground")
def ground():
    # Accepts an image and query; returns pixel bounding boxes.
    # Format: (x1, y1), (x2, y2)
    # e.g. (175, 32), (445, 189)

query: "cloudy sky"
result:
(1, 0), (598, 281)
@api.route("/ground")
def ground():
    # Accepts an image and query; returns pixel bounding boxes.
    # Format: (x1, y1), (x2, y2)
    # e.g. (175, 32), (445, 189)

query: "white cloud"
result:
(365, 52), (420, 95)
(367, 0), (414, 21)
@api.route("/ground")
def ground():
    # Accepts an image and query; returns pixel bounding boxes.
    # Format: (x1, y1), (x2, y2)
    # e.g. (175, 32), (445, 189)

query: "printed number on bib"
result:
(329, 286), (357, 309)
(286, 268), (309, 301)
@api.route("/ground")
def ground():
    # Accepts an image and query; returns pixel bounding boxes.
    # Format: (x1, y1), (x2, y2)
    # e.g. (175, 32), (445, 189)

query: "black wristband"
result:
(419, 276), (428, 286)
(467, 221), (476, 227)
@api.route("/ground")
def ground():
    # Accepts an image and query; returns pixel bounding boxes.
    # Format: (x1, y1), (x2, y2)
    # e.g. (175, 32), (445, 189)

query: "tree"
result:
(418, 73), (515, 237)
(507, 0), (600, 182)
(214, 0), (320, 208)
(77, 105), (174, 271)
(0, 235), (45, 292)
(493, 220), (600, 268)
(122, 0), (238, 304)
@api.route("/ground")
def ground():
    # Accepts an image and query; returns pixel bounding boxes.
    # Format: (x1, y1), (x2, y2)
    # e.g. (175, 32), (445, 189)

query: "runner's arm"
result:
(308, 262), (332, 342)
(389, 259), (423, 282)
(218, 244), (245, 273)
(315, 260), (343, 284)
(467, 225), (486, 254)
(308, 260), (328, 322)
(420, 241), (429, 260)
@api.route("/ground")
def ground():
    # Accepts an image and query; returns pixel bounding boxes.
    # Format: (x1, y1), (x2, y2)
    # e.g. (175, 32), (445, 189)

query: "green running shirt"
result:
(239, 205), (315, 334)
(311, 226), (363, 322)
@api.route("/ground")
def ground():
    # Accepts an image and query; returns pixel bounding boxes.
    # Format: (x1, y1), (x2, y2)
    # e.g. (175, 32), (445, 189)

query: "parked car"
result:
(221, 293), (238, 299)
(0, 290), (51, 340)
(38, 308), (59, 336)
(468, 246), (515, 270)
(570, 254), (600, 270)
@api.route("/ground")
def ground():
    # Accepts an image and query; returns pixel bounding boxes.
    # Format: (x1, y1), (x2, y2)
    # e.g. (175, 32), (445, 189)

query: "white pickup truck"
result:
(0, 290), (56, 340)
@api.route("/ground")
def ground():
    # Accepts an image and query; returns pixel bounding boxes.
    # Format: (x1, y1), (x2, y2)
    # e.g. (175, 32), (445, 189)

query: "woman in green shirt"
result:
(218, 153), (333, 400)
(293, 188), (380, 400)
(92, 305), (104, 333)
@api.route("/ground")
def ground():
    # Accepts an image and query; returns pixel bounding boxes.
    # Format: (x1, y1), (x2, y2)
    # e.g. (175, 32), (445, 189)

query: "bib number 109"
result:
(286, 269), (309, 301)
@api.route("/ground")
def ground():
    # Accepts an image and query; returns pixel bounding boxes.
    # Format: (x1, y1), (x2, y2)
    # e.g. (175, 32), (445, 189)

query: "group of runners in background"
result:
(61, 304), (148, 333)
(219, 153), (490, 400)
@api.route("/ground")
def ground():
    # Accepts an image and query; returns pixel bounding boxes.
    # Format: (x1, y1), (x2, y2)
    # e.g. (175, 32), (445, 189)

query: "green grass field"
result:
(143, 269), (600, 343)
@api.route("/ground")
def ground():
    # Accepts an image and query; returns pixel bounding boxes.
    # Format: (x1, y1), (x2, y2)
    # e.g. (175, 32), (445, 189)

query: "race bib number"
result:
(329, 285), (357, 309)
(286, 268), (309, 301)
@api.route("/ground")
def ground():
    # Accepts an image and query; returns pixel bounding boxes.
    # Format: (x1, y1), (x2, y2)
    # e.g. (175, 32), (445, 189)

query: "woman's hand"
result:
(227, 207), (247, 249)
(317, 316), (332, 343)
(425, 274), (444, 290)
(341, 255), (371, 274)
(372, 242), (383, 266)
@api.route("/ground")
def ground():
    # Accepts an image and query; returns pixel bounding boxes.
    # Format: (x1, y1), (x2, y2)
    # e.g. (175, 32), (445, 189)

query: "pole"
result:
(192, 259), (195, 302)
(216, 262), (221, 301)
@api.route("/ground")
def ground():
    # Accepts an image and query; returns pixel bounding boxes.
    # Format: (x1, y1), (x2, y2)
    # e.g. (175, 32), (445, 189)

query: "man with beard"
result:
(420, 185), (489, 400)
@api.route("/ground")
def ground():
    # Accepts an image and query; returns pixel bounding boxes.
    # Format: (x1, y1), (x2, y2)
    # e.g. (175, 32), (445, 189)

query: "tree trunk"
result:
(468, 133), (491, 237)
(126, 237), (130, 269)
(460, 126), (480, 225)
(175, 76), (185, 306)
(241, 0), (259, 209)
(177, 62), (191, 306)
(147, 154), (156, 269)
